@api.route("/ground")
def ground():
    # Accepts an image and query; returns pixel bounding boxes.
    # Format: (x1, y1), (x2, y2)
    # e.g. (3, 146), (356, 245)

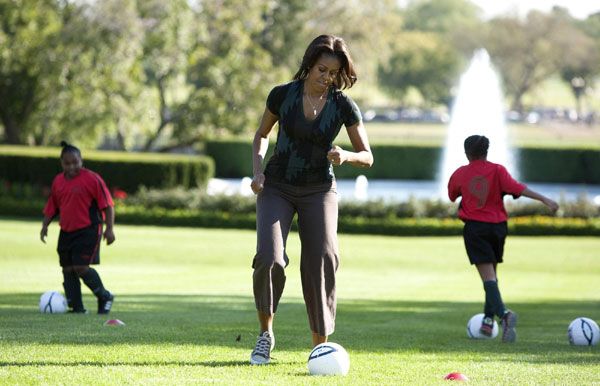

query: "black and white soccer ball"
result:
(568, 317), (599, 346)
(308, 342), (350, 376)
(39, 291), (67, 314)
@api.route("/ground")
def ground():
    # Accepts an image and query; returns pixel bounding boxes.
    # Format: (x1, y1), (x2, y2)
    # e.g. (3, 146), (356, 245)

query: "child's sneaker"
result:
(250, 331), (275, 365)
(98, 291), (114, 314)
(68, 308), (88, 314)
(480, 316), (494, 337)
(500, 310), (518, 343)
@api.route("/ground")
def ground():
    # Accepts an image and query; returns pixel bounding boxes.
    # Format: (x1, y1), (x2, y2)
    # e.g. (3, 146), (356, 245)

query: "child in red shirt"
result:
(41, 141), (116, 314)
(448, 135), (558, 342)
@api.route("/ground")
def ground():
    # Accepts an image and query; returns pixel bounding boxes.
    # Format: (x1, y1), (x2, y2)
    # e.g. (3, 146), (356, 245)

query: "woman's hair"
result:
(60, 141), (82, 159)
(293, 34), (357, 90)
(464, 135), (489, 158)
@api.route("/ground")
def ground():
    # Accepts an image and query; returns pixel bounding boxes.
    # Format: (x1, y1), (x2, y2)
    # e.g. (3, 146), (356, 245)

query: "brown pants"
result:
(252, 181), (339, 336)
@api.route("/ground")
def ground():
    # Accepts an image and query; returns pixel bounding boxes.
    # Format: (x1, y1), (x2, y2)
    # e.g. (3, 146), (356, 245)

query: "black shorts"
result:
(463, 220), (507, 265)
(58, 224), (103, 267)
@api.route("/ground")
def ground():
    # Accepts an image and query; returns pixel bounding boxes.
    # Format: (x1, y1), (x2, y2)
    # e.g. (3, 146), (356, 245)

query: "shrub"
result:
(0, 145), (214, 192)
(204, 139), (600, 183)
(2, 197), (599, 236)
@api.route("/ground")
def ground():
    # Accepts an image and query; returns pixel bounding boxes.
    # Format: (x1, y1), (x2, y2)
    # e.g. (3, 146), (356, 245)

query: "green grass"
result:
(1, 217), (599, 385)
(333, 121), (600, 148)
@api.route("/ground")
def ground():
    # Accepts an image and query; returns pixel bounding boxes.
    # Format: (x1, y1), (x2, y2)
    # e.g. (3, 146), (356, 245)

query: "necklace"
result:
(305, 87), (328, 116)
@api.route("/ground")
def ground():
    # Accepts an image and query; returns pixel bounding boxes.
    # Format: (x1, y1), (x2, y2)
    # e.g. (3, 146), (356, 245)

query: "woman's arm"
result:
(327, 121), (373, 168)
(251, 107), (279, 194)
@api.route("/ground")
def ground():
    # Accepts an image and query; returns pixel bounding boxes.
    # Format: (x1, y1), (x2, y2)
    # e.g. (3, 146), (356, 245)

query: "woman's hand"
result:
(251, 173), (265, 194)
(327, 145), (346, 166)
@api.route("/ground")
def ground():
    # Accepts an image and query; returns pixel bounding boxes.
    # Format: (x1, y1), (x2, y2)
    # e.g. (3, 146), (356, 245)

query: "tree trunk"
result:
(143, 76), (170, 152)
(0, 104), (20, 144)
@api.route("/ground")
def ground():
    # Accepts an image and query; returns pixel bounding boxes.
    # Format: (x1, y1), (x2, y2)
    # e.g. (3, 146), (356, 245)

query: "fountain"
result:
(439, 49), (517, 198)
(354, 175), (368, 201)
(240, 176), (253, 196)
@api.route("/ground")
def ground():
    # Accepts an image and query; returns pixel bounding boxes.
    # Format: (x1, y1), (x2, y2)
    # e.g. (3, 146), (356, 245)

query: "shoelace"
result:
(253, 335), (271, 358)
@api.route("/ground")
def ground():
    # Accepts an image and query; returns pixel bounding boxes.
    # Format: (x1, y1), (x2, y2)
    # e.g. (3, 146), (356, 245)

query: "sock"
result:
(63, 270), (84, 310)
(483, 280), (506, 319)
(81, 268), (109, 300)
(483, 279), (496, 318)
(483, 301), (495, 319)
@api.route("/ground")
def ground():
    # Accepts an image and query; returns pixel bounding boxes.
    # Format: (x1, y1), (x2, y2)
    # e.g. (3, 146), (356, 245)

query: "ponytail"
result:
(60, 141), (82, 159)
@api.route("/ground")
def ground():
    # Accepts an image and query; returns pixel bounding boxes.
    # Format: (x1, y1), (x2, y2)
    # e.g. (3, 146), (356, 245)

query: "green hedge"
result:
(205, 139), (439, 180)
(204, 139), (274, 178)
(0, 145), (215, 192)
(518, 147), (600, 183)
(3, 198), (598, 236)
(204, 139), (600, 183)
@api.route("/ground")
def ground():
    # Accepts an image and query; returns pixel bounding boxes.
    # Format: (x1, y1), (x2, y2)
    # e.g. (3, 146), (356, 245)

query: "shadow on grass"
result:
(0, 360), (251, 368)
(1, 293), (598, 366)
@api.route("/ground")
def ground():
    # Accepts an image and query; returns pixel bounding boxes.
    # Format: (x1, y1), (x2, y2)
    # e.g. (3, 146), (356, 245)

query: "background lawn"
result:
(332, 121), (600, 148)
(0, 217), (598, 385)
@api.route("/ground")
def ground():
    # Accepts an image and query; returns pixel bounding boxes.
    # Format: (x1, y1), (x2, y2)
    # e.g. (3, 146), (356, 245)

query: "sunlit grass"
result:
(1, 218), (598, 385)
(333, 121), (600, 148)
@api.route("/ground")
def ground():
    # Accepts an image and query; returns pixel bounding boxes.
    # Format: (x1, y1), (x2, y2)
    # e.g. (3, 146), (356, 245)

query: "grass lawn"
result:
(1, 217), (598, 385)
(336, 121), (600, 148)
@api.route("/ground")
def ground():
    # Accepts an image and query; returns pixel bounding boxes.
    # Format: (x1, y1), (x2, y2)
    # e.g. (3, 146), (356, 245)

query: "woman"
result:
(249, 34), (373, 364)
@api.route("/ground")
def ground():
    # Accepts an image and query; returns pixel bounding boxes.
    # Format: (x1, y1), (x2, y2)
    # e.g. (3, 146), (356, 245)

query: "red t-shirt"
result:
(448, 159), (526, 223)
(43, 168), (114, 232)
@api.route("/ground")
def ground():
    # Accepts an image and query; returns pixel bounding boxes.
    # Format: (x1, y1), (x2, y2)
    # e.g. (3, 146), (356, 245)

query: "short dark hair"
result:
(464, 135), (489, 158)
(60, 141), (82, 159)
(293, 35), (357, 90)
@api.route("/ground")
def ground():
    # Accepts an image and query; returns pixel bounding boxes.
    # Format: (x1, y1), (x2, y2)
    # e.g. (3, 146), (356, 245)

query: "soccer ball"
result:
(308, 342), (350, 376)
(39, 291), (67, 314)
(467, 313), (498, 339)
(568, 317), (599, 346)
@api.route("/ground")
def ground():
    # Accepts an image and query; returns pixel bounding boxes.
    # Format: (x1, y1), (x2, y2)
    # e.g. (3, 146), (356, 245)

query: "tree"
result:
(0, 0), (144, 146)
(377, 31), (461, 106)
(375, 0), (481, 107)
(259, 0), (309, 72)
(137, 0), (279, 152)
(135, 0), (196, 151)
(551, 9), (600, 119)
(0, 0), (64, 144)
(403, 0), (484, 56)
(485, 11), (570, 114)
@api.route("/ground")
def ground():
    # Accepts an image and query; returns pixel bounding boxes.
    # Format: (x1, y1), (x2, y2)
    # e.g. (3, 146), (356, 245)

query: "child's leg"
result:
(482, 264), (498, 318)
(76, 265), (114, 314)
(75, 266), (110, 299)
(477, 263), (505, 319)
(70, 224), (114, 313)
(62, 267), (85, 311)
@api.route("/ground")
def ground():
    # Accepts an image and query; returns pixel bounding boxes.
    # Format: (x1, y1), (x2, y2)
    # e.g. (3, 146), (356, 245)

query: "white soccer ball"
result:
(308, 342), (350, 376)
(568, 317), (599, 346)
(467, 313), (499, 339)
(39, 291), (67, 314)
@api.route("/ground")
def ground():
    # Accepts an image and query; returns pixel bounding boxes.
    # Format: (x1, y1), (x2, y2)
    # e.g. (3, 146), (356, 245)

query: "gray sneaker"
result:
(501, 310), (518, 343)
(250, 331), (275, 365)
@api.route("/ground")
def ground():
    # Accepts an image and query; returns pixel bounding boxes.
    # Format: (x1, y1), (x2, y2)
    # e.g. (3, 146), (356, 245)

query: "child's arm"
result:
(520, 188), (559, 212)
(40, 215), (53, 243)
(103, 206), (116, 245)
